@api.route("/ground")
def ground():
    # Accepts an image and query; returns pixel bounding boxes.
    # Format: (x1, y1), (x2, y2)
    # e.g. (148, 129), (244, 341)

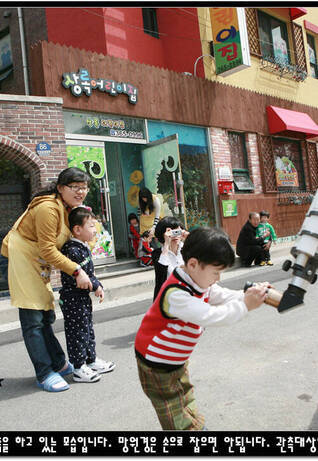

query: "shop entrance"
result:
(105, 134), (187, 259)
(66, 134), (188, 263)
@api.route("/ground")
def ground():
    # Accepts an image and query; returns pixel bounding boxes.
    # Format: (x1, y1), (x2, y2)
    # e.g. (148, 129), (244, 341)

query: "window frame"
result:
(307, 33), (318, 79)
(142, 8), (159, 39)
(257, 10), (291, 64)
(0, 26), (13, 82)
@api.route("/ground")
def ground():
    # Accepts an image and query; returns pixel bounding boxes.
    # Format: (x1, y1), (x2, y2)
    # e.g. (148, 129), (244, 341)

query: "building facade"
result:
(0, 6), (318, 291)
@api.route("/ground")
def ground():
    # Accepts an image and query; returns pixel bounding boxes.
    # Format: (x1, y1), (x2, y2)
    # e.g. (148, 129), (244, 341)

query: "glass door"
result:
(66, 140), (115, 265)
(141, 134), (187, 227)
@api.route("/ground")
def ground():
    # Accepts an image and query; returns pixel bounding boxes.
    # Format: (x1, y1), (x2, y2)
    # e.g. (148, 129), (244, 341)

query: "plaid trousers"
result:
(136, 356), (205, 430)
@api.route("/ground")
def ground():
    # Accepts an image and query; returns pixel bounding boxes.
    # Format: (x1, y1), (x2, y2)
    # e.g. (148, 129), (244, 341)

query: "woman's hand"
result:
(75, 269), (93, 291)
(181, 229), (189, 241)
(163, 227), (172, 244)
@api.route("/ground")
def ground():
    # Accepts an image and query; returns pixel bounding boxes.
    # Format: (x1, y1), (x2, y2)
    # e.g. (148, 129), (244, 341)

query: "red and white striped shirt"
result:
(135, 271), (207, 366)
(135, 267), (248, 368)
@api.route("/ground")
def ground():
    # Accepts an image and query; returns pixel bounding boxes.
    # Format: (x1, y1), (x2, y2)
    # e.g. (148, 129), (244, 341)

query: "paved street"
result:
(1, 263), (318, 432)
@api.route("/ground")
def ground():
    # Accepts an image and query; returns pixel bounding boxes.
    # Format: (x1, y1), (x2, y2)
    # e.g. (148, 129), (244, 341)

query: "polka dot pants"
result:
(60, 293), (96, 369)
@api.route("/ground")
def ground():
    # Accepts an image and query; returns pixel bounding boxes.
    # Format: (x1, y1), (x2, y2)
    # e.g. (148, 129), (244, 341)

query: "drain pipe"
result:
(17, 7), (29, 95)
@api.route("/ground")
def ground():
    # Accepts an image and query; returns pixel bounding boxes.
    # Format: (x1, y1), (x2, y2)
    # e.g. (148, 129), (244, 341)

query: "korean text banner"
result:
(210, 8), (251, 77)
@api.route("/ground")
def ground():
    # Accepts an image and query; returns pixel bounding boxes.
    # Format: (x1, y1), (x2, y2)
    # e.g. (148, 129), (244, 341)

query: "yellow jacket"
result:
(1, 194), (77, 276)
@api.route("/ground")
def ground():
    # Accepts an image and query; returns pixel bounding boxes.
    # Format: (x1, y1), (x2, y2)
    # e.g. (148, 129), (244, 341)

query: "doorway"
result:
(66, 134), (188, 263)
(0, 159), (30, 290)
(105, 134), (187, 260)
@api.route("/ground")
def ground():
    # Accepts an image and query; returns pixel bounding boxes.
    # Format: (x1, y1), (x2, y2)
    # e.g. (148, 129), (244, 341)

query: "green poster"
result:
(222, 199), (237, 217)
(66, 145), (105, 179)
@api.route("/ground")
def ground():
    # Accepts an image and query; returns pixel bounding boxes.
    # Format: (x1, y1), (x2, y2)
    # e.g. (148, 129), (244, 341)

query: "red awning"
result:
(266, 106), (318, 139)
(290, 8), (307, 20)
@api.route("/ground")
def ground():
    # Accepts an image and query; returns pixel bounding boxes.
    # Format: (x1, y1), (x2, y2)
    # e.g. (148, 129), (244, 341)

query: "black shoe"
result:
(241, 262), (251, 267)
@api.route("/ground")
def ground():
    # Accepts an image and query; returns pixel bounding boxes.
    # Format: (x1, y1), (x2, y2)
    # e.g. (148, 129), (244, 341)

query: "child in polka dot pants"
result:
(60, 207), (115, 383)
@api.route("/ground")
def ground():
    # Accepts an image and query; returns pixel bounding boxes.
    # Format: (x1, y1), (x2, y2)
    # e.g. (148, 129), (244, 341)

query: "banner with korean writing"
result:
(210, 8), (251, 77)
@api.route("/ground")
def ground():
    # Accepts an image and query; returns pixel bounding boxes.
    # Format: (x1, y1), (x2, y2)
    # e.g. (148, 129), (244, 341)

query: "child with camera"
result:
(151, 216), (189, 299)
(135, 227), (270, 431)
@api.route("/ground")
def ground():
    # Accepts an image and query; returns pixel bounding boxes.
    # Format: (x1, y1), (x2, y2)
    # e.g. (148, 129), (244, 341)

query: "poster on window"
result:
(272, 27), (288, 65)
(275, 156), (299, 187)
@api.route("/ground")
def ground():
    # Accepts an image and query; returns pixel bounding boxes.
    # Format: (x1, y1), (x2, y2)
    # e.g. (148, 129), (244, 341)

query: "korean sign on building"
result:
(210, 8), (251, 77)
(62, 68), (138, 104)
(63, 111), (147, 143)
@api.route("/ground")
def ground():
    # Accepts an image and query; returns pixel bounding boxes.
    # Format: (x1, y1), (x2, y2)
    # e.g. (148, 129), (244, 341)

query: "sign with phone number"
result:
(63, 111), (147, 141)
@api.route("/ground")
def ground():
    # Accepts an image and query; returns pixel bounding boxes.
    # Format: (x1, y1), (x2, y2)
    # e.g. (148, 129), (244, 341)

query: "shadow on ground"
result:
(308, 404), (318, 430)
(0, 377), (39, 401)
(102, 332), (136, 350)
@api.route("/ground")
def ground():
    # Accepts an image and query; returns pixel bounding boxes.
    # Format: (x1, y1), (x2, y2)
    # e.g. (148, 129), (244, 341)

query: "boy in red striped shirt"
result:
(135, 227), (269, 430)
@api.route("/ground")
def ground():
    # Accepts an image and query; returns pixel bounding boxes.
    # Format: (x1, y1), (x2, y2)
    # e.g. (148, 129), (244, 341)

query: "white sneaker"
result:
(87, 357), (116, 374)
(73, 364), (101, 383)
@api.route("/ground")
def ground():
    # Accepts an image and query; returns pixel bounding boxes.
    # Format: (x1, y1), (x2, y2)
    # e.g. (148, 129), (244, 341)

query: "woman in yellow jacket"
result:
(138, 188), (163, 239)
(1, 167), (92, 392)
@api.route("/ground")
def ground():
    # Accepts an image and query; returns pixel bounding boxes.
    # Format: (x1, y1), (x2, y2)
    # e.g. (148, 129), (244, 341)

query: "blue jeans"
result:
(19, 308), (66, 383)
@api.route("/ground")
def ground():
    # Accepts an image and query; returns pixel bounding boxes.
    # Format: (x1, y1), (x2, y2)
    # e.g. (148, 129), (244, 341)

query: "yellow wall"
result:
(197, 7), (318, 108)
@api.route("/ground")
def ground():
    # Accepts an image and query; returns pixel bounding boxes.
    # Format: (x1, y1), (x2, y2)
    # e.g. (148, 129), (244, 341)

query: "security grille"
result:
(292, 22), (307, 72)
(257, 135), (277, 192)
(245, 8), (261, 56)
(306, 141), (318, 191)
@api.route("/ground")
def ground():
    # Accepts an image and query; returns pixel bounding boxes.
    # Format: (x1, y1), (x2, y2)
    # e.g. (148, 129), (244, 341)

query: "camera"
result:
(171, 229), (182, 237)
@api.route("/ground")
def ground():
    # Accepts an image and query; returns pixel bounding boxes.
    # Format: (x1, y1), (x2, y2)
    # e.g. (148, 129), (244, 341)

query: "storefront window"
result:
(147, 121), (215, 230)
(258, 11), (290, 65)
(272, 138), (305, 191)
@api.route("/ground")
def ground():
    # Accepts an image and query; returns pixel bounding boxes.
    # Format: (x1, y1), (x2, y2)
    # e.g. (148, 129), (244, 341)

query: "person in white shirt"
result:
(152, 216), (189, 300)
(135, 227), (271, 431)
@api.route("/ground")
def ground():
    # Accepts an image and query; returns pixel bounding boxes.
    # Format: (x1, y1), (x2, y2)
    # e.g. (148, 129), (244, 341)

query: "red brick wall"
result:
(0, 95), (67, 194)
(210, 127), (233, 181)
(0, 95), (67, 289)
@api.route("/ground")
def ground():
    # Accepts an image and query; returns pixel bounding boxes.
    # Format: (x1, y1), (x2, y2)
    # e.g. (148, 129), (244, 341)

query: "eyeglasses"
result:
(65, 185), (89, 193)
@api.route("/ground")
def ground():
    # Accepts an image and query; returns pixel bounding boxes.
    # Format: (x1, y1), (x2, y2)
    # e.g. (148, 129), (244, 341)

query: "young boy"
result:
(128, 213), (140, 259)
(256, 210), (277, 266)
(135, 227), (269, 430)
(60, 207), (115, 383)
(137, 230), (153, 267)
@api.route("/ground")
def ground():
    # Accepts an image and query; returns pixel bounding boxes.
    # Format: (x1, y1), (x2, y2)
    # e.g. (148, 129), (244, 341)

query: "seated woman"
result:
(152, 216), (189, 300)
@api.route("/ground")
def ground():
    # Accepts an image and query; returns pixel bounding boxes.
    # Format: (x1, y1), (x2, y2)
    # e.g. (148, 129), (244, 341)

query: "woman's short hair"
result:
(155, 216), (184, 244)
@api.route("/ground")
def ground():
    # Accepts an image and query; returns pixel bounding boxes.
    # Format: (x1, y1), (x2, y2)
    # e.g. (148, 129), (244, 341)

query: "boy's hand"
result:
(95, 285), (104, 303)
(244, 284), (268, 311)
